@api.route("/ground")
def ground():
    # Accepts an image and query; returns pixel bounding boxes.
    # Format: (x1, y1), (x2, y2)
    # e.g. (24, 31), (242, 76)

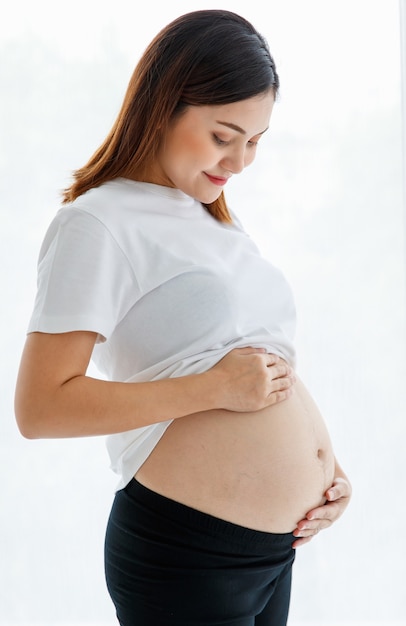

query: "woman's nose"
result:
(221, 148), (246, 174)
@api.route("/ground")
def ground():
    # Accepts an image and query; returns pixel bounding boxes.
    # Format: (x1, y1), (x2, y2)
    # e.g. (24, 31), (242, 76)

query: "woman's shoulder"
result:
(52, 179), (154, 246)
(66, 178), (204, 226)
(67, 178), (144, 220)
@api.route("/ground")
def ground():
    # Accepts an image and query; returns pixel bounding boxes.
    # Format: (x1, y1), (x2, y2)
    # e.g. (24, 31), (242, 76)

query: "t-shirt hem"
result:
(27, 315), (112, 342)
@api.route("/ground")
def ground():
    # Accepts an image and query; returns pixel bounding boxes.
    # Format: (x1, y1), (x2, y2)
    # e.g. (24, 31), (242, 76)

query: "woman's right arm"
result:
(15, 331), (294, 439)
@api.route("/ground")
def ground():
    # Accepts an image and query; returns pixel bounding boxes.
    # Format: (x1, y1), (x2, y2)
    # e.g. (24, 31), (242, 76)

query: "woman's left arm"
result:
(292, 457), (352, 548)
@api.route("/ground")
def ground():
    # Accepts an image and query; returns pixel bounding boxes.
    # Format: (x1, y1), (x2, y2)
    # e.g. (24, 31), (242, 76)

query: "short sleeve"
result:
(27, 208), (139, 341)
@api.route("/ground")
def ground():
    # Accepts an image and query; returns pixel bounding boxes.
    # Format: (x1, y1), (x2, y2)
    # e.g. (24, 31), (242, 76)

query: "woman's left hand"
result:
(292, 473), (352, 549)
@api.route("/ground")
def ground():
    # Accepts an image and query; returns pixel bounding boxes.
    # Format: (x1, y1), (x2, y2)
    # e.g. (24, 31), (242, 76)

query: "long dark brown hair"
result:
(63, 10), (279, 222)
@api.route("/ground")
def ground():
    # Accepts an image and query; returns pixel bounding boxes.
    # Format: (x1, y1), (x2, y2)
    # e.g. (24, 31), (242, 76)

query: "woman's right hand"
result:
(208, 347), (295, 413)
(15, 334), (294, 439)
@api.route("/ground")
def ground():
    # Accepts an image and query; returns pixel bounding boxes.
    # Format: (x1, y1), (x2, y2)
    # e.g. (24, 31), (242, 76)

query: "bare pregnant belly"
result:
(136, 376), (335, 533)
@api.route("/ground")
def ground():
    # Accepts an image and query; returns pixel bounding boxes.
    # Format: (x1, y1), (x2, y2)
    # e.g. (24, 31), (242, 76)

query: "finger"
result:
(292, 535), (314, 549)
(270, 375), (293, 392)
(266, 362), (293, 380)
(304, 501), (337, 522)
(262, 365), (295, 407)
(326, 478), (351, 501)
(295, 516), (331, 533)
(293, 523), (325, 544)
(264, 353), (283, 366)
(266, 387), (292, 406)
(307, 498), (351, 527)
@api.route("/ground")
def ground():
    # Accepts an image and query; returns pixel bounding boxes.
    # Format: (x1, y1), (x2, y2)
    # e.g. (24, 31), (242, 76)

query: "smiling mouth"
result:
(204, 173), (230, 186)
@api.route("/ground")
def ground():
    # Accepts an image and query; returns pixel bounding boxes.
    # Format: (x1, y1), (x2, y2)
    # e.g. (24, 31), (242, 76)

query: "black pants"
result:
(105, 479), (296, 626)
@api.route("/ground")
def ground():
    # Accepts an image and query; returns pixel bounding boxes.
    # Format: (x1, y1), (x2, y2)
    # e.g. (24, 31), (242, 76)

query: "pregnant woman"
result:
(15, 10), (351, 626)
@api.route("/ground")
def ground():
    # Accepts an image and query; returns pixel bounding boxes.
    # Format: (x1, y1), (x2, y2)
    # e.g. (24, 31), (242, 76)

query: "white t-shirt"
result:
(28, 178), (296, 488)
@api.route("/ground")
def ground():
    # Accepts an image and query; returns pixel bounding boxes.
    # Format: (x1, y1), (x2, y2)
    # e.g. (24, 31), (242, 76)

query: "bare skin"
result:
(15, 96), (351, 546)
(14, 332), (294, 438)
(15, 330), (351, 545)
(293, 469), (351, 548)
(136, 374), (346, 536)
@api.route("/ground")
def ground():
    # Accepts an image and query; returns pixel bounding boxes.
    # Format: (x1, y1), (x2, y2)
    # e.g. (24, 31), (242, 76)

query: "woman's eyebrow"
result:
(216, 121), (268, 135)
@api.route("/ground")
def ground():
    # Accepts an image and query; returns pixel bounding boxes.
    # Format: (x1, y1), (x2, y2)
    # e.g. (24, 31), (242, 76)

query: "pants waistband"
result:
(124, 478), (295, 554)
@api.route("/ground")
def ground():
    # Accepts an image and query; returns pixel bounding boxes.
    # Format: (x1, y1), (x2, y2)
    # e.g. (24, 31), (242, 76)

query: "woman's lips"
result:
(204, 173), (229, 186)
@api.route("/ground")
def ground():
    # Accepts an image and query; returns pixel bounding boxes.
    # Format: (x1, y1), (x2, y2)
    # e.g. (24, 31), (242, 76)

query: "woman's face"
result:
(147, 92), (274, 203)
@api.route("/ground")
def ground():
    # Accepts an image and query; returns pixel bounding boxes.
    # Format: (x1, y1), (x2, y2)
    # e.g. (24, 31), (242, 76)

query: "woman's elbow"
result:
(14, 392), (46, 439)
(17, 423), (40, 440)
(15, 412), (40, 440)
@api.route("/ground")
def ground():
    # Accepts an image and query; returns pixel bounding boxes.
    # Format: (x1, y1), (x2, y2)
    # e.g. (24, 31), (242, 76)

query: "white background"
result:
(1, 0), (405, 624)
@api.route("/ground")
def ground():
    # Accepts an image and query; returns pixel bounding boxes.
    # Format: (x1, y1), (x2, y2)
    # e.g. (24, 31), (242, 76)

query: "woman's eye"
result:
(213, 134), (229, 146)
